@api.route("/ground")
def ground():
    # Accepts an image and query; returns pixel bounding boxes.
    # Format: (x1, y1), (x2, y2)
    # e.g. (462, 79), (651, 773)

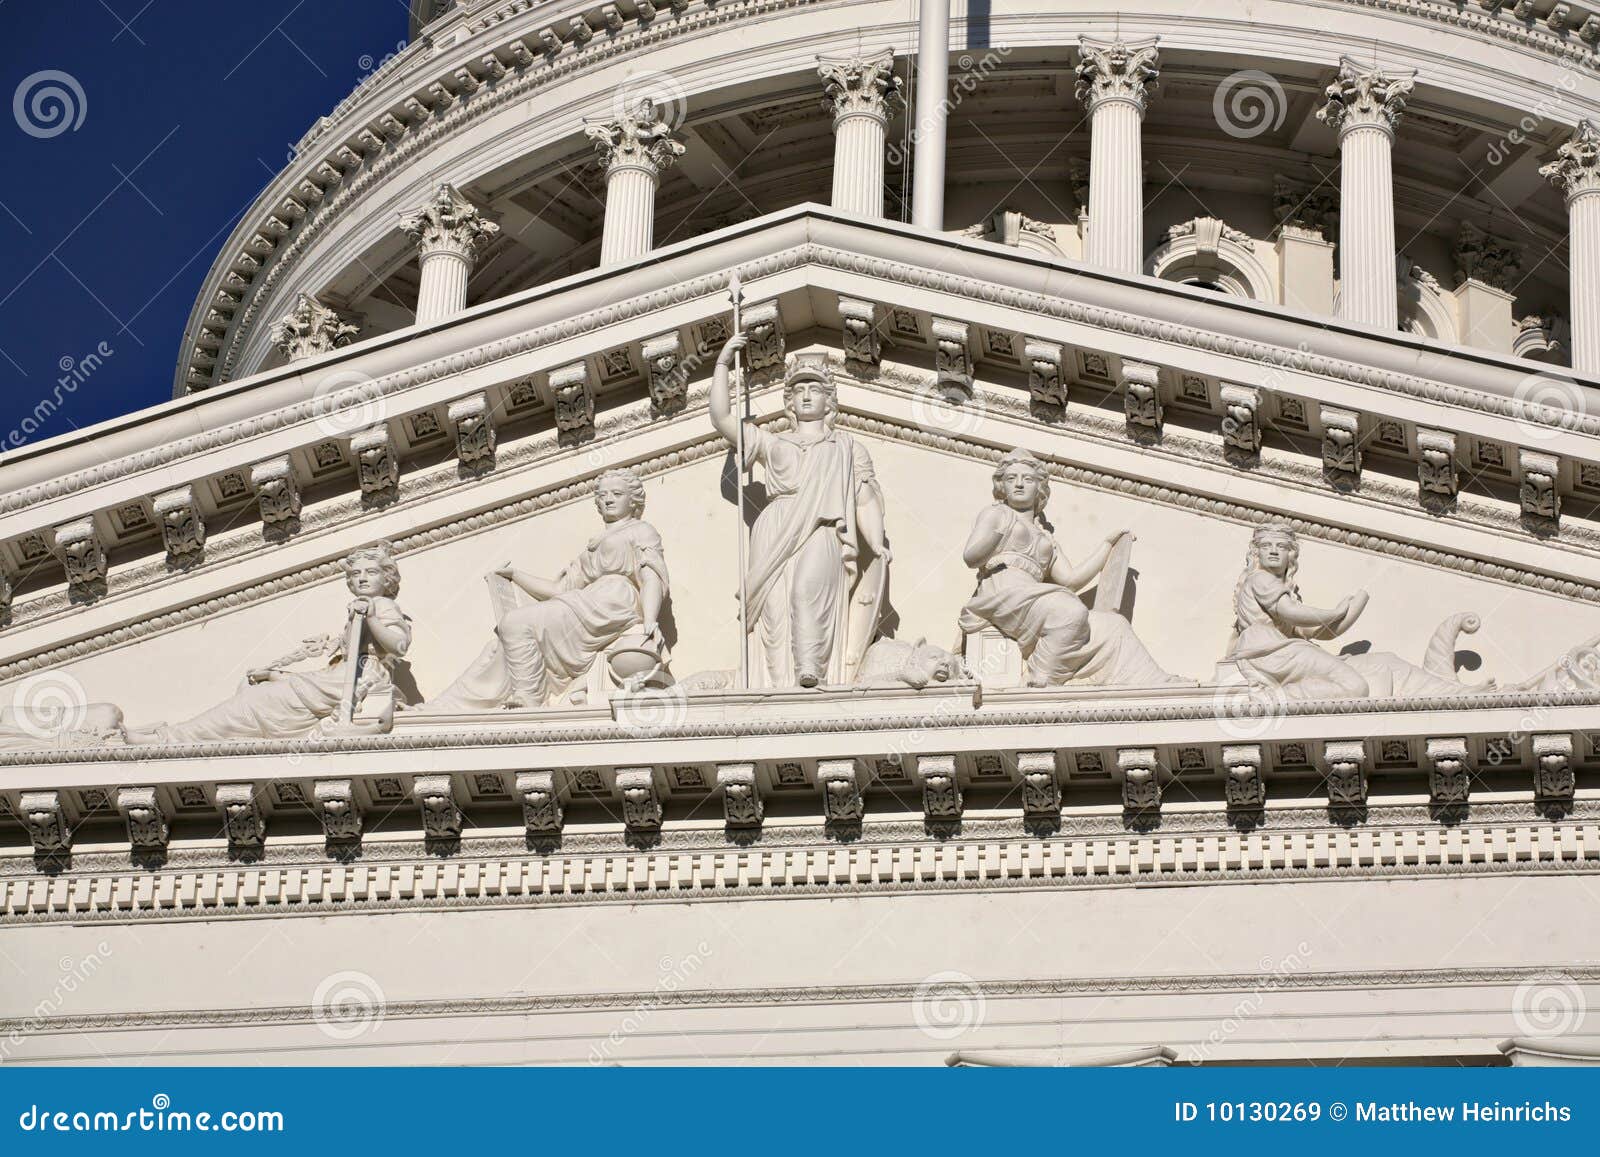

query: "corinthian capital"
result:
(585, 99), (686, 175)
(1540, 120), (1600, 201)
(399, 183), (500, 260)
(1074, 37), (1159, 113)
(818, 50), (905, 125)
(269, 293), (360, 362)
(1316, 59), (1414, 136)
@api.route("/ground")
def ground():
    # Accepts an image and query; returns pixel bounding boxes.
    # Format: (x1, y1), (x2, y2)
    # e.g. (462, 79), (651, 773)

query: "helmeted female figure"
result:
(712, 338), (890, 688)
(959, 448), (1182, 687)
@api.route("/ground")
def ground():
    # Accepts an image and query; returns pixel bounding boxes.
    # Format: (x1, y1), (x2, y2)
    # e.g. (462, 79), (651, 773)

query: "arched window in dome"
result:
(1145, 217), (1272, 302)
(1397, 263), (1459, 345)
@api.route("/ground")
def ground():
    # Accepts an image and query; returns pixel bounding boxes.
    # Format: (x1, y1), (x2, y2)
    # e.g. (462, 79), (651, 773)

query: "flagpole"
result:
(729, 272), (749, 689)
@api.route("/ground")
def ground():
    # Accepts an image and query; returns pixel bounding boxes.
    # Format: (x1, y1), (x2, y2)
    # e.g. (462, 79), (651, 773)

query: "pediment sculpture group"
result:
(12, 340), (1599, 748)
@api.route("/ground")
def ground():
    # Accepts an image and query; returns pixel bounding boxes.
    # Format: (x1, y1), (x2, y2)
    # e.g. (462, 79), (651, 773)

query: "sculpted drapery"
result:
(959, 448), (1182, 688)
(426, 468), (668, 710)
(712, 341), (890, 688)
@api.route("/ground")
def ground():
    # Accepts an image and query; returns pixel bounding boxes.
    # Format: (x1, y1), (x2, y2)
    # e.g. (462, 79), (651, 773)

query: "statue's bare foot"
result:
(797, 670), (820, 689)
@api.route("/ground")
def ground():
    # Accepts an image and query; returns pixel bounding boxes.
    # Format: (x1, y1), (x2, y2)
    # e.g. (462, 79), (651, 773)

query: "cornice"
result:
(7, 961), (1598, 1034)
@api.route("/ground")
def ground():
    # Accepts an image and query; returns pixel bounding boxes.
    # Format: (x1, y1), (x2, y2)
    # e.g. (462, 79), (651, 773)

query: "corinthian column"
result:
(1316, 59), (1414, 330)
(586, 99), (685, 267)
(819, 51), (905, 219)
(1075, 37), (1159, 274)
(399, 184), (500, 325)
(1541, 121), (1600, 374)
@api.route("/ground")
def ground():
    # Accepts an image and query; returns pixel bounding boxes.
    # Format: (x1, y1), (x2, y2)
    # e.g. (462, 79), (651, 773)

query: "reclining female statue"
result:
(426, 467), (668, 710)
(128, 542), (411, 742)
(959, 448), (1183, 688)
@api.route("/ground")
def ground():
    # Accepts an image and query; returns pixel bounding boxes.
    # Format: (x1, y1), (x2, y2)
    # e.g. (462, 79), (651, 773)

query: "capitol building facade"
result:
(3, 0), (1600, 1064)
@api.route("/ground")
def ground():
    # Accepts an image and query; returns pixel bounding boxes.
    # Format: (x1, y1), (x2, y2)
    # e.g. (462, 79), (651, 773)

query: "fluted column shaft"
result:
(1571, 191), (1600, 373)
(821, 52), (905, 220)
(911, 0), (950, 229)
(1075, 38), (1159, 276)
(587, 100), (685, 268)
(399, 183), (499, 326)
(1541, 121), (1600, 374)
(600, 162), (660, 265)
(415, 248), (471, 325)
(1317, 59), (1414, 330)
(1336, 122), (1398, 328)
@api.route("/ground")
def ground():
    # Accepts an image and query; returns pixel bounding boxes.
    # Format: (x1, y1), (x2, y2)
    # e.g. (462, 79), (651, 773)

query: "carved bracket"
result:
(414, 774), (463, 842)
(716, 762), (763, 830)
(1219, 384), (1262, 464)
(1120, 361), (1163, 442)
(1116, 747), (1161, 818)
(53, 519), (106, 598)
(1222, 743), (1266, 811)
(1321, 741), (1369, 819)
(314, 779), (363, 847)
(20, 790), (70, 857)
(1319, 405), (1362, 491)
(839, 297), (881, 370)
(1532, 733), (1575, 819)
(615, 767), (663, 835)
(117, 786), (169, 860)
(1416, 428), (1458, 512)
(818, 758), (865, 825)
(1025, 340), (1066, 417)
(931, 319), (973, 400)
(641, 332), (687, 417)
(1017, 751), (1062, 819)
(1519, 450), (1561, 534)
(351, 425), (399, 503)
(516, 770), (565, 837)
(916, 754), (963, 831)
(153, 485), (206, 562)
(250, 456), (301, 529)
(550, 361), (595, 446)
(744, 301), (785, 373)
(1425, 737), (1472, 819)
(216, 783), (266, 860)
(447, 392), (497, 472)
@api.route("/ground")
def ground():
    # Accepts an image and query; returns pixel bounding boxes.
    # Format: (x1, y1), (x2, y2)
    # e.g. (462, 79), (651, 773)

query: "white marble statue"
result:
(1227, 523), (1502, 700)
(427, 467), (668, 710)
(712, 339), (890, 688)
(128, 543), (412, 742)
(958, 448), (1184, 687)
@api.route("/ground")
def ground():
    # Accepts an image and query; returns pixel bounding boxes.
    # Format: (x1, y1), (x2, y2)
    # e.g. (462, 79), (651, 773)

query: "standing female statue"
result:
(959, 448), (1183, 687)
(1227, 523), (1371, 698)
(427, 468), (669, 710)
(129, 542), (412, 742)
(712, 338), (890, 688)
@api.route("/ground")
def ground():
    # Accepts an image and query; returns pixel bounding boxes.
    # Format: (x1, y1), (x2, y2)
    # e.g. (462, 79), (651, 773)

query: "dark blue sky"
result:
(0, 1), (408, 450)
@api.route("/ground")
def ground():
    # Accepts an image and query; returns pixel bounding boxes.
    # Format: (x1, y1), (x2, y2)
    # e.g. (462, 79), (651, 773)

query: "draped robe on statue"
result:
(426, 520), (668, 710)
(741, 423), (882, 687)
